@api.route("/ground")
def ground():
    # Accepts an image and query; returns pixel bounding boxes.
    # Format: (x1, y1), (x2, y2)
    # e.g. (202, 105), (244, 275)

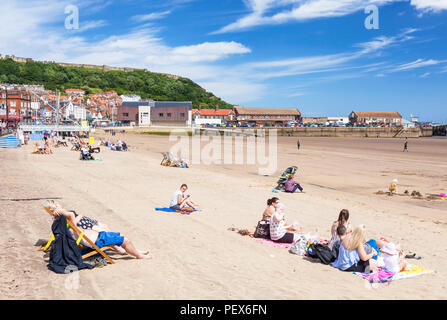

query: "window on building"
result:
(10, 101), (16, 107)
(180, 113), (185, 117)
(123, 112), (129, 117)
(167, 113), (172, 117)
(159, 113), (164, 117)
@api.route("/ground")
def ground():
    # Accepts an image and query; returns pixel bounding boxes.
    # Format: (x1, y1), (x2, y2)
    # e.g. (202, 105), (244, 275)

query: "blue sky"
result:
(1, 0), (447, 122)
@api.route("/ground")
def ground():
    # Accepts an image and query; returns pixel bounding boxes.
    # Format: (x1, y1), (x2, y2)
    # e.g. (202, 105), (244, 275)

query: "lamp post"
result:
(5, 88), (9, 130)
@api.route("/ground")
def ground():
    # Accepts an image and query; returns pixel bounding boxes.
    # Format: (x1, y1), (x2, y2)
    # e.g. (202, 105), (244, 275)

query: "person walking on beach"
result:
(284, 174), (305, 193)
(169, 184), (199, 213)
(403, 139), (408, 152)
(297, 139), (301, 150)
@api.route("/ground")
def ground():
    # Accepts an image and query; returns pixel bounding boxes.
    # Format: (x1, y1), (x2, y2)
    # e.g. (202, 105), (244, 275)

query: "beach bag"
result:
(309, 243), (336, 265)
(254, 220), (270, 238)
(290, 236), (307, 255)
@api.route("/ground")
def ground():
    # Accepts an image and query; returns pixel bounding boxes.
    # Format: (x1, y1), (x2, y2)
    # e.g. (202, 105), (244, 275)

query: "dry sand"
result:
(1, 132), (446, 299)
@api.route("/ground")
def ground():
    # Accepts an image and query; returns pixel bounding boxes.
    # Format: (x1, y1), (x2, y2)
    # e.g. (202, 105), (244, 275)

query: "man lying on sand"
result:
(47, 201), (151, 259)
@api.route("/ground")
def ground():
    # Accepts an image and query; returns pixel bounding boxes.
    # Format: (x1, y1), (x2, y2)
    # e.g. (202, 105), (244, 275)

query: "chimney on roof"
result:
(215, 104), (219, 111)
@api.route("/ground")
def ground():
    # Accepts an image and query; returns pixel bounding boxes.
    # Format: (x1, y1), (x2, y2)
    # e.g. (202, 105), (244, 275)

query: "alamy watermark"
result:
(364, 5), (379, 30)
(65, 5), (79, 30)
(168, 129), (278, 176)
(64, 265), (80, 290)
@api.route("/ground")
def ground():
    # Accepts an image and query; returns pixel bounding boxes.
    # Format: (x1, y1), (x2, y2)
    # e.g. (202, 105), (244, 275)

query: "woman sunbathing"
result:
(262, 197), (279, 221)
(47, 201), (151, 259)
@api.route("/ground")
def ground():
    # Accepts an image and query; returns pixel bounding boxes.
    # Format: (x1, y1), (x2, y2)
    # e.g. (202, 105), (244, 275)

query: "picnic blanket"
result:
(256, 235), (329, 250)
(354, 264), (434, 283)
(256, 238), (293, 249)
(155, 207), (199, 213)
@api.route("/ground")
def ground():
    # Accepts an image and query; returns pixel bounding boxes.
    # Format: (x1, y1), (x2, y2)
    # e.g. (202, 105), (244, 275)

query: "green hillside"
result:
(0, 58), (233, 109)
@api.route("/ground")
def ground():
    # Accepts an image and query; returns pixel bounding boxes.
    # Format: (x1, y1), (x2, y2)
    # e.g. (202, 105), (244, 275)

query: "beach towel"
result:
(354, 264), (434, 283)
(256, 238), (293, 249)
(155, 207), (199, 212)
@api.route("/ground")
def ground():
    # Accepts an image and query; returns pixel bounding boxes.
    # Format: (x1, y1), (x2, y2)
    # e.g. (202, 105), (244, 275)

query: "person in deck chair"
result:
(47, 201), (151, 259)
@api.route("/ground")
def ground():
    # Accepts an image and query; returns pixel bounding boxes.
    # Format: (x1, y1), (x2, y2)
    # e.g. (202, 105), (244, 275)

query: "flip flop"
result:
(405, 253), (421, 259)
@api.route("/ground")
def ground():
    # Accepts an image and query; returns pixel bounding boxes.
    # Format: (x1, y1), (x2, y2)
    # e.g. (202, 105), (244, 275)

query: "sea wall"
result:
(273, 127), (432, 138)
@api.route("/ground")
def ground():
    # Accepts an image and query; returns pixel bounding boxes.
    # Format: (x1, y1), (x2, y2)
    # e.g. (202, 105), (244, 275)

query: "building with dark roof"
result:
(117, 100), (192, 126)
(234, 106), (301, 126)
(349, 111), (402, 126)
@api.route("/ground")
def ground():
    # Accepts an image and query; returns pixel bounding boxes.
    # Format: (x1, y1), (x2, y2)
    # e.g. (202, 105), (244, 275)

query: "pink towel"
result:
(256, 238), (293, 249)
(355, 268), (395, 283)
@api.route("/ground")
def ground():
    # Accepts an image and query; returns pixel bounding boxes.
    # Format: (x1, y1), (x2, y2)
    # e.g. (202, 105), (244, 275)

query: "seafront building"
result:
(234, 106), (301, 127)
(117, 101), (192, 127)
(349, 111), (402, 126)
(192, 105), (236, 126)
(0, 86), (32, 125)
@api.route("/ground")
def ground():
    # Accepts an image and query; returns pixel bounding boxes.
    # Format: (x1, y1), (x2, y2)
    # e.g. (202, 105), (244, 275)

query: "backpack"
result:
(253, 220), (270, 239)
(308, 243), (337, 265)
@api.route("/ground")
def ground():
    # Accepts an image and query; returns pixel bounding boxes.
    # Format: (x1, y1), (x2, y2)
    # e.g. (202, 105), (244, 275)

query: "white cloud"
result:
(410, 0), (447, 12)
(213, 0), (447, 33)
(392, 58), (440, 71)
(131, 11), (172, 22)
(77, 20), (108, 32)
(420, 72), (430, 78)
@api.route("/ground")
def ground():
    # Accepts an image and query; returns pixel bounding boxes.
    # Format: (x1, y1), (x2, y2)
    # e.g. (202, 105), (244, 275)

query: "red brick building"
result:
(0, 87), (32, 125)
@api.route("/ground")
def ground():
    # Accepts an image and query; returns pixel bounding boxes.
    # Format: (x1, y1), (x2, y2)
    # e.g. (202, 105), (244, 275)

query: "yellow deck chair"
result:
(32, 143), (44, 154)
(40, 204), (115, 264)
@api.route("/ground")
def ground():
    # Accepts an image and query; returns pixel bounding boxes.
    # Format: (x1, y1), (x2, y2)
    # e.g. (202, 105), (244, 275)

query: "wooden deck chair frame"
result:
(160, 152), (170, 166)
(41, 204), (115, 264)
(32, 143), (45, 154)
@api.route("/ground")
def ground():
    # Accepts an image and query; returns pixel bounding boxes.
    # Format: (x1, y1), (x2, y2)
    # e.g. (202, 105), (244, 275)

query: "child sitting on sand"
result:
(381, 242), (407, 273)
(389, 179), (398, 195)
(330, 224), (347, 258)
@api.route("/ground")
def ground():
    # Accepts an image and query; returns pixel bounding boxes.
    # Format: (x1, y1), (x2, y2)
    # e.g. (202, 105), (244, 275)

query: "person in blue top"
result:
(332, 224), (377, 273)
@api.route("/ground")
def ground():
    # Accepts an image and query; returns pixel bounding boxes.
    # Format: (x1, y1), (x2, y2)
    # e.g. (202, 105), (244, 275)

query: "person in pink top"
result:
(284, 174), (305, 193)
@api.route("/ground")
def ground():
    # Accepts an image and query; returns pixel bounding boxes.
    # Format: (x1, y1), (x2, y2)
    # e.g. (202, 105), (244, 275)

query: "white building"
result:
(120, 94), (141, 102)
(327, 117), (349, 125)
(63, 100), (86, 121)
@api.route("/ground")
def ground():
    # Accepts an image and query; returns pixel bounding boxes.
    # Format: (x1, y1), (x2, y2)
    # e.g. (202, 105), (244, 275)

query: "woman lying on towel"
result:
(269, 203), (299, 244)
(47, 201), (151, 259)
(332, 225), (378, 273)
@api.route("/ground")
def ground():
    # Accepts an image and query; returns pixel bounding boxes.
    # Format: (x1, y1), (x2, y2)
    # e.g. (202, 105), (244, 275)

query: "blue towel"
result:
(366, 239), (379, 261)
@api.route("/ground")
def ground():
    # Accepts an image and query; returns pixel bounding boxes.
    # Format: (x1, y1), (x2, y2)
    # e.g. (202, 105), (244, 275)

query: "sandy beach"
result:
(1, 132), (446, 300)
